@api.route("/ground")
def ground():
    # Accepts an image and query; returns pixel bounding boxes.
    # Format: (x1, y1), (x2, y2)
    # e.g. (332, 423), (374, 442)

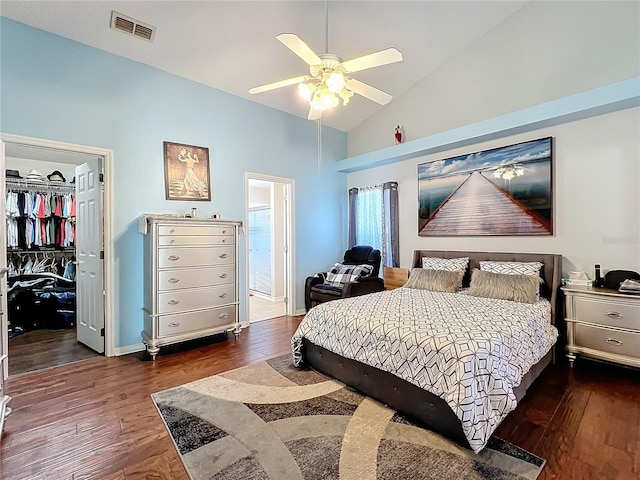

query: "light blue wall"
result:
(0, 18), (348, 349)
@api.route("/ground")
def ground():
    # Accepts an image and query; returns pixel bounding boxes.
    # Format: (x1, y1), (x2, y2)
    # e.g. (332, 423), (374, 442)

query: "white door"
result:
(75, 159), (104, 353)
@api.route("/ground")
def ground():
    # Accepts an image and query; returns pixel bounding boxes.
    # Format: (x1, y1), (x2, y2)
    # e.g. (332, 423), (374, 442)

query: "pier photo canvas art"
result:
(418, 137), (553, 236)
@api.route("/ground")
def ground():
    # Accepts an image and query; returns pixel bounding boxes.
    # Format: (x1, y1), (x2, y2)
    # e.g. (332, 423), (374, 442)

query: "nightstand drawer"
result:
(575, 296), (640, 331)
(574, 323), (640, 359)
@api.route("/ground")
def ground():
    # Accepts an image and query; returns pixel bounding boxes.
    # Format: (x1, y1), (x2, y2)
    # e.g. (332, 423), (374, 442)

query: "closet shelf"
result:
(6, 178), (75, 193)
(8, 248), (75, 254)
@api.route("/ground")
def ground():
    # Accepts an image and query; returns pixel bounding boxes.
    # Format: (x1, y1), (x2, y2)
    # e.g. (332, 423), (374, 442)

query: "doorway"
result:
(245, 173), (295, 324)
(0, 134), (114, 377)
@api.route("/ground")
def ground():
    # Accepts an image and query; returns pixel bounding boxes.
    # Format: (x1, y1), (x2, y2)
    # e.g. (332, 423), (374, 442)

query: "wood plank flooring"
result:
(8, 328), (99, 376)
(1, 315), (638, 479)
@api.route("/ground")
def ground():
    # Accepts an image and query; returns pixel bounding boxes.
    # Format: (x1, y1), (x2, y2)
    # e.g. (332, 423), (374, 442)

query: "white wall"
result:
(347, 107), (640, 279)
(349, 1), (640, 157)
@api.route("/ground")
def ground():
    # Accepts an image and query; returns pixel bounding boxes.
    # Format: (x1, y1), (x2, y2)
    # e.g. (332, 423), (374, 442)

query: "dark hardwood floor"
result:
(1, 315), (638, 479)
(8, 328), (100, 376)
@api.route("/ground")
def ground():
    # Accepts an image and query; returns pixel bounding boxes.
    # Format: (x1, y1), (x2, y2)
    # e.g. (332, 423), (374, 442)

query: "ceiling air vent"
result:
(110, 11), (156, 42)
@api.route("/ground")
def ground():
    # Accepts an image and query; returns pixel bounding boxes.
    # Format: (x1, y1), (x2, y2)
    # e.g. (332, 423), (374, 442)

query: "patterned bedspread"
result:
(291, 287), (558, 453)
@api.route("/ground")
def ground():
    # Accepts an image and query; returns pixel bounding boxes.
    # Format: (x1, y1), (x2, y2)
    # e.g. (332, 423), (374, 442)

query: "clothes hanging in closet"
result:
(5, 190), (76, 249)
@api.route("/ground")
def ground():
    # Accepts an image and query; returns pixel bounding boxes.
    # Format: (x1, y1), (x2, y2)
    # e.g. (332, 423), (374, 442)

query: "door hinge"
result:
(99, 173), (104, 182)
(100, 327), (105, 337)
(99, 250), (104, 260)
(284, 297), (288, 305)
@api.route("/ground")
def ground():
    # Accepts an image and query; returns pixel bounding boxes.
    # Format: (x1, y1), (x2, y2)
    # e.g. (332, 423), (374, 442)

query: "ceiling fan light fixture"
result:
(326, 72), (346, 93)
(298, 81), (315, 102)
(311, 85), (339, 111)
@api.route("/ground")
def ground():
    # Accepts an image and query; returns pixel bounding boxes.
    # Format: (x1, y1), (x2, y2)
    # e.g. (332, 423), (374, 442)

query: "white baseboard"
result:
(295, 308), (306, 316)
(113, 343), (146, 356)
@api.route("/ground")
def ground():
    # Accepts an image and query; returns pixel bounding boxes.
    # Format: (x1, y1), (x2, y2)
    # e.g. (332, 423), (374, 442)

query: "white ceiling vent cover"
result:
(110, 11), (156, 42)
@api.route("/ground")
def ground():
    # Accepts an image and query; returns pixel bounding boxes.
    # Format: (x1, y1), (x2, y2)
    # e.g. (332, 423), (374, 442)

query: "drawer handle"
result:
(605, 311), (622, 319)
(222, 239), (226, 243)
(222, 230), (226, 234)
(219, 293), (227, 298)
(170, 239), (175, 245)
(168, 299), (180, 305)
(168, 255), (180, 261)
(168, 278), (180, 284)
(219, 313), (229, 319)
(219, 273), (228, 278)
(169, 228), (175, 234)
(168, 322), (180, 328)
(219, 253), (228, 259)
(605, 337), (622, 346)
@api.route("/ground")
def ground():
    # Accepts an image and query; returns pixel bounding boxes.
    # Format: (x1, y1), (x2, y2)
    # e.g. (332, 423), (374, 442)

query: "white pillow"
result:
(422, 256), (469, 272)
(479, 261), (543, 277)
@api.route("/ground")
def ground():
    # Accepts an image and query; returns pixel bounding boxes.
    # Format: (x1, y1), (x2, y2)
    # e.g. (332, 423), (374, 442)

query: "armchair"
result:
(304, 245), (385, 311)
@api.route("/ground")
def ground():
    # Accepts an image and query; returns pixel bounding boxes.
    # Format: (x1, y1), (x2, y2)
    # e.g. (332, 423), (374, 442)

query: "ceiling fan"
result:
(248, 5), (403, 120)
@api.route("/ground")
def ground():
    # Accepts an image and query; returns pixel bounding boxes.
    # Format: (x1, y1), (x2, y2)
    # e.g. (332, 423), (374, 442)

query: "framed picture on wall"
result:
(418, 137), (553, 236)
(163, 141), (211, 201)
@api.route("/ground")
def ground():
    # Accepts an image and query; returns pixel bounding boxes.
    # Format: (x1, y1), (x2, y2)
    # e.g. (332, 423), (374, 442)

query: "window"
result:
(348, 181), (399, 268)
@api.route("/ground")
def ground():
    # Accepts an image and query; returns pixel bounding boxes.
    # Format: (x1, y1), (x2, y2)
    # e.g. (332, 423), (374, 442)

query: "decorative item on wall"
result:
(164, 141), (211, 201)
(418, 136), (553, 236)
(394, 125), (403, 144)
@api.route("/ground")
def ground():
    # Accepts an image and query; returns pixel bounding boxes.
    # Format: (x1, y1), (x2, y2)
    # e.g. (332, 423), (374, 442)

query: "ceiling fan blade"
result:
(341, 48), (403, 73)
(346, 78), (393, 105)
(277, 33), (322, 66)
(248, 75), (308, 95)
(308, 107), (322, 121)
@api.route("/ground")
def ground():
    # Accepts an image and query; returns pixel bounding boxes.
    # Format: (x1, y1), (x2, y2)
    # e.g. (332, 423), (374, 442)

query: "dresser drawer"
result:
(158, 285), (235, 313)
(158, 305), (237, 337)
(158, 235), (234, 247)
(575, 296), (640, 331)
(158, 266), (235, 291)
(158, 225), (234, 236)
(574, 323), (640, 359)
(158, 246), (235, 268)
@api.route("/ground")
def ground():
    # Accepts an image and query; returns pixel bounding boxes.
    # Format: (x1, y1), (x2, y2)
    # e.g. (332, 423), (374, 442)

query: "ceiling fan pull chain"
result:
(317, 116), (323, 170)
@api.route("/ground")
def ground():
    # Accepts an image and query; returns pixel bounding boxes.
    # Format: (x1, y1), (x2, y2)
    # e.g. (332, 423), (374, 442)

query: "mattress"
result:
(292, 287), (558, 452)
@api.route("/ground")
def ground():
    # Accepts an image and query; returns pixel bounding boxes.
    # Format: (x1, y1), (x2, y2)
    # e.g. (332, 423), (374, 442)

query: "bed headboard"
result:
(411, 250), (562, 326)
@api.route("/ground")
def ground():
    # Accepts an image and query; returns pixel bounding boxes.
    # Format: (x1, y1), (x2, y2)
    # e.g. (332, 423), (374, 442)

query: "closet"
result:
(4, 163), (98, 375)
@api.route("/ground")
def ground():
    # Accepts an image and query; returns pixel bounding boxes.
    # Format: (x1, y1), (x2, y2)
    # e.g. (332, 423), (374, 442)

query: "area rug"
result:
(152, 355), (545, 480)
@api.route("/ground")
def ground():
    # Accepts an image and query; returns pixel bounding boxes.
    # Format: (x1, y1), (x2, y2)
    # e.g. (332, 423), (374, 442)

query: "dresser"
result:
(141, 215), (243, 360)
(563, 285), (640, 368)
(0, 267), (10, 435)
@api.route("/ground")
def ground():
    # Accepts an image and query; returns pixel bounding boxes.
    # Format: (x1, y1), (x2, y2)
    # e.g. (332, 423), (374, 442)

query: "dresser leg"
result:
(567, 353), (576, 368)
(146, 344), (160, 361)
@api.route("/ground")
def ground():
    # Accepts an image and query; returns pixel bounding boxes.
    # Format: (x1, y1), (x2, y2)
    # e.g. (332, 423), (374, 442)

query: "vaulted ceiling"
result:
(1, 1), (528, 132)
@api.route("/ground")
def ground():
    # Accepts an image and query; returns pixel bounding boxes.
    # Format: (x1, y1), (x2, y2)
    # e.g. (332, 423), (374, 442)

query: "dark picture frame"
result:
(163, 141), (211, 201)
(418, 137), (553, 236)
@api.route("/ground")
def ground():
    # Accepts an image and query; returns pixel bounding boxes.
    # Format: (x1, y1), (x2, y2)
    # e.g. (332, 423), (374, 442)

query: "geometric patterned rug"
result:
(152, 355), (546, 480)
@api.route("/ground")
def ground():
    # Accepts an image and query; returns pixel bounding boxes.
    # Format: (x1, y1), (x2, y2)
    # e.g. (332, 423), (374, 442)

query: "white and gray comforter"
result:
(291, 287), (558, 453)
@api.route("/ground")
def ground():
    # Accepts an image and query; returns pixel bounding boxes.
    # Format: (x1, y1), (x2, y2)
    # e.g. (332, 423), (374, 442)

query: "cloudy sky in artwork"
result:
(418, 137), (551, 180)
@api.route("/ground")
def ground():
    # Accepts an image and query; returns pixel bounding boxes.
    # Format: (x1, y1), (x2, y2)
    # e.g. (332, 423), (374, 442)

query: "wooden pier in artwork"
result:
(419, 171), (551, 236)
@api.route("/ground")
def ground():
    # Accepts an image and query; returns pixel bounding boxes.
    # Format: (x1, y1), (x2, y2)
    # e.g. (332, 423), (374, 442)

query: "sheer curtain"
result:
(348, 182), (399, 268)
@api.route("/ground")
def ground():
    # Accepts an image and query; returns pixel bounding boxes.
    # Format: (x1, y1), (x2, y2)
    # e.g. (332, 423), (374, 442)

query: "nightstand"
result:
(383, 267), (409, 290)
(562, 285), (640, 368)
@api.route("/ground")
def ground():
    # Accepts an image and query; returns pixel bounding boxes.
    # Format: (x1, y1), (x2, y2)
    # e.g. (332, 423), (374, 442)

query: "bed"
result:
(291, 250), (562, 453)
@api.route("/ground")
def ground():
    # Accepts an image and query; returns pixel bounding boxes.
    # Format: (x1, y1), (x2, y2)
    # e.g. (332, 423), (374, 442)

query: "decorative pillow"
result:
(422, 256), (469, 272)
(403, 268), (464, 293)
(466, 269), (542, 304)
(479, 260), (543, 277)
(325, 263), (374, 287)
(479, 260), (544, 300)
